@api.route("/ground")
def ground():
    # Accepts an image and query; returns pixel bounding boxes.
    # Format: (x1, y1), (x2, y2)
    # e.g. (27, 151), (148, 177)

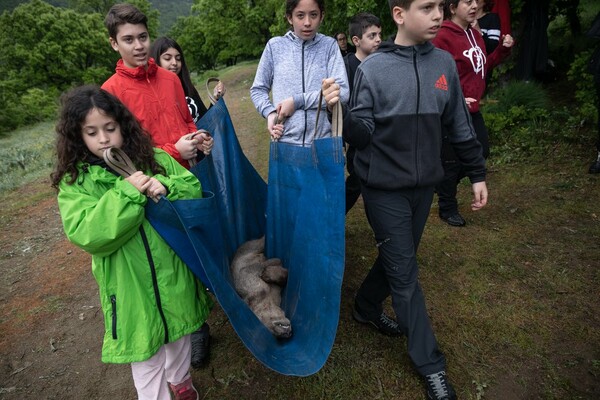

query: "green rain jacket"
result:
(57, 149), (212, 364)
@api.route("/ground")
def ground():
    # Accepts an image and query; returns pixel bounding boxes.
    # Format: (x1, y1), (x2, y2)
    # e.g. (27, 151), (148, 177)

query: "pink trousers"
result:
(130, 334), (192, 400)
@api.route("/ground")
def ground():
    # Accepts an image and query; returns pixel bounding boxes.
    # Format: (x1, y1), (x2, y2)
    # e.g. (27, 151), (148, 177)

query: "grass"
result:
(1, 61), (599, 399)
(0, 121), (56, 194)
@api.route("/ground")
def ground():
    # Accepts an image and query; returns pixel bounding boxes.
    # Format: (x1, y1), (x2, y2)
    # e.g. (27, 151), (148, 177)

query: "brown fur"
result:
(230, 237), (292, 338)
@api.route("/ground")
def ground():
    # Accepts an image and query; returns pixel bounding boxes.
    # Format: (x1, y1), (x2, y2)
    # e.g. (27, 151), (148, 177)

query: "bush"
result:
(0, 121), (56, 193)
(0, 102), (24, 134)
(566, 50), (597, 126)
(0, 85), (61, 135)
(482, 81), (578, 163)
(20, 88), (60, 123)
(484, 81), (549, 113)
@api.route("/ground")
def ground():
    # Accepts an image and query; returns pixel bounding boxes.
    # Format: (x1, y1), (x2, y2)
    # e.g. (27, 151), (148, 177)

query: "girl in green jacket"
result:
(51, 85), (212, 400)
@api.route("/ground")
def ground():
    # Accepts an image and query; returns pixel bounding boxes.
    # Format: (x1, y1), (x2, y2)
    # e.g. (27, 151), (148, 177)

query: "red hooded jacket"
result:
(432, 20), (511, 113)
(102, 58), (197, 166)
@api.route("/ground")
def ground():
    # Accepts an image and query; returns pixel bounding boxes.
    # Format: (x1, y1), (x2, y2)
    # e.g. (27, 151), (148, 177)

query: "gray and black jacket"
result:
(342, 40), (486, 190)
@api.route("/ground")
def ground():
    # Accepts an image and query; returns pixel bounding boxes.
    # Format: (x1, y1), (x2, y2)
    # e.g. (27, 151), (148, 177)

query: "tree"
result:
(66, 0), (160, 36)
(0, 0), (117, 131)
(169, 15), (212, 70)
(170, 0), (281, 71)
(67, 0), (114, 14)
(0, 0), (114, 89)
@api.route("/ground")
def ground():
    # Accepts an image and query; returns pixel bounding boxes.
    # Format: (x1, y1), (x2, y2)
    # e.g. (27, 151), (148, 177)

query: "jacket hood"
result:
(115, 57), (158, 80)
(377, 39), (436, 56)
(440, 20), (470, 35)
(284, 30), (325, 48)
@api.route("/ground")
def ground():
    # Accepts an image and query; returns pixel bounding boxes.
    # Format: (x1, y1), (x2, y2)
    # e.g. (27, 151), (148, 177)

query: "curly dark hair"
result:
(51, 85), (165, 189)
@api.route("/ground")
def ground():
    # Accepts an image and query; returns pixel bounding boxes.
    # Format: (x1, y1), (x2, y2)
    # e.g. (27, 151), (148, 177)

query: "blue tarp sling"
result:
(145, 98), (345, 376)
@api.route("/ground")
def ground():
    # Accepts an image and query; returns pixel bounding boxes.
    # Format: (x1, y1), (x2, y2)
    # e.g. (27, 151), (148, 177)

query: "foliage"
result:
(128, 0), (160, 38)
(0, 0), (161, 134)
(170, 0), (281, 71)
(0, 121), (56, 193)
(483, 79), (590, 164)
(320, 0), (396, 38)
(149, 0), (193, 36)
(0, 0), (33, 13)
(0, 0), (598, 146)
(483, 81), (566, 163)
(485, 81), (549, 112)
(67, 0), (113, 13)
(168, 15), (209, 69)
(20, 88), (61, 123)
(169, 0), (398, 73)
(567, 49), (598, 126)
(0, 0), (115, 132)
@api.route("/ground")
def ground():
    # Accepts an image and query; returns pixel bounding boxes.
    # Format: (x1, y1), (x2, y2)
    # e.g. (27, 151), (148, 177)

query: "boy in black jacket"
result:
(344, 12), (382, 213)
(323, 1), (488, 399)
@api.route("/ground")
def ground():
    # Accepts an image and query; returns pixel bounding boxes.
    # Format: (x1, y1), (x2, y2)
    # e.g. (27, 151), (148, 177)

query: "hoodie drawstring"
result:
(462, 28), (486, 79)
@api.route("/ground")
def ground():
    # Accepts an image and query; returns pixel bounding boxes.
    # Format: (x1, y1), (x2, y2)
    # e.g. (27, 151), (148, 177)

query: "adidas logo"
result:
(435, 74), (448, 91)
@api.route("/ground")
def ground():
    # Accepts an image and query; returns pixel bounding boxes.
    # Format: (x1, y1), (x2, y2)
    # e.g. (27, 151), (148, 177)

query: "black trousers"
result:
(436, 111), (489, 217)
(355, 184), (446, 376)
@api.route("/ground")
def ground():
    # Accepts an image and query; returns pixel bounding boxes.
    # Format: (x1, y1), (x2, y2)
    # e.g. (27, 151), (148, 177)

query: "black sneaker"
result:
(425, 371), (457, 400)
(589, 160), (600, 174)
(190, 323), (210, 369)
(352, 307), (403, 337)
(440, 213), (466, 227)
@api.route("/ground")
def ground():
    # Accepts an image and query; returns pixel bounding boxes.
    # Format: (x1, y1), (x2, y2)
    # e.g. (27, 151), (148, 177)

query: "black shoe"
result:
(425, 371), (457, 400)
(589, 160), (600, 174)
(352, 307), (403, 337)
(190, 323), (210, 369)
(440, 213), (466, 227)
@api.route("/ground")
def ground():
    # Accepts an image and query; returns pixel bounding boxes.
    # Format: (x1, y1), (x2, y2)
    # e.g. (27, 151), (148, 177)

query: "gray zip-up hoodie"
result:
(251, 31), (349, 146)
(343, 40), (486, 190)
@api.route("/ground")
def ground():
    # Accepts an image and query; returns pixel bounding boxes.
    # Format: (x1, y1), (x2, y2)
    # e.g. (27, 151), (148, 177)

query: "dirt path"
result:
(0, 182), (136, 399)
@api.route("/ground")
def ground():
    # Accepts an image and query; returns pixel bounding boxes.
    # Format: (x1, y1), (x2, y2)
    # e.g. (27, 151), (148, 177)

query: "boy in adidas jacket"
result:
(322, 0), (487, 398)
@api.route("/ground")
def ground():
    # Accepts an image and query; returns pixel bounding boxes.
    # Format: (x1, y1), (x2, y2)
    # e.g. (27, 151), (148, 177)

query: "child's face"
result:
(109, 23), (150, 69)
(286, 0), (324, 41)
(159, 47), (182, 75)
(81, 108), (123, 159)
(336, 33), (348, 51)
(353, 26), (382, 57)
(477, 0), (486, 13)
(451, 0), (479, 28)
(394, 0), (444, 46)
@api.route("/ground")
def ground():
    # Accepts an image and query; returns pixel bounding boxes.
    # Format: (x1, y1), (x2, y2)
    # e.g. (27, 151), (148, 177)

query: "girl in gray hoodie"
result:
(250, 0), (349, 146)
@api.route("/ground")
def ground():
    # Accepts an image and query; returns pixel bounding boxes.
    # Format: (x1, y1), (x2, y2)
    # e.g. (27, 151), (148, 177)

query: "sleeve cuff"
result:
(293, 94), (305, 110)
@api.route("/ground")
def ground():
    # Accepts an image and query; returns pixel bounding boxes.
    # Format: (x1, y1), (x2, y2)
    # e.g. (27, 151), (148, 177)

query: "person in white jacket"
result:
(250, 0), (349, 146)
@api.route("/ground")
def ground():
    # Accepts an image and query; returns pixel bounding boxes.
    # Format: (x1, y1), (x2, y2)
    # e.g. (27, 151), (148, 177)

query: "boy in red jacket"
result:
(101, 3), (212, 169)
